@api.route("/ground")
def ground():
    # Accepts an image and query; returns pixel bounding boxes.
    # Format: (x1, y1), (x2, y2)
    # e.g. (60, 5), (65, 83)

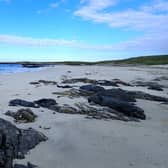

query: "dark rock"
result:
(88, 88), (168, 119)
(30, 80), (57, 86)
(38, 80), (57, 85)
(22, 64), (44, 68)
(29, 82), (40, 85)
(96, 80), (119, 87)
(128, 90), (168, 102)
(34, 98), (57, 108)
(0, 118), (47, 168)
(52, 88), (94, 98)
(90, 88), (136, 102)
(9, 99), (39, 108)
(62, 78), (97, 84)
(75, 103), (138, 122)
(133, 81), (164, 91)
(148, 85), (163, 91)
(88, 94), (145, 120)
(112, 79), (132, 86)
(80, 85), (105, 93)
(94, 88), (168, 103)
(5, 109), (37, 123)
(62, 78), (132, 87)
(14, 162), (37, 168)
(57, 84), (74, 88)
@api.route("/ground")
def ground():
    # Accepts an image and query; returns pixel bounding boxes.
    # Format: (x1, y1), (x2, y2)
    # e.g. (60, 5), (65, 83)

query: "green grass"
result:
(109, 55), (168, 65)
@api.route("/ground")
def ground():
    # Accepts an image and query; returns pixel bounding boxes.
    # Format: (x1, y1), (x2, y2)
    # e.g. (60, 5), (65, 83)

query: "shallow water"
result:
(0, 64), (43, 74)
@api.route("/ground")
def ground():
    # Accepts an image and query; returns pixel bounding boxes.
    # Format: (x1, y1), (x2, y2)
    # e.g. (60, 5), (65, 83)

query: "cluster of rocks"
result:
(8, 97), (139, 121)
(0, 118), (47, 168)
(9, 83), (168, 121)
(62, 77), (167, 91)
(132, 81), (164, 91)
(30, 80), (77, 89)
(52, 88), (96, 98)
(62, 78), (131, 87)
(30, 77), (167, 92)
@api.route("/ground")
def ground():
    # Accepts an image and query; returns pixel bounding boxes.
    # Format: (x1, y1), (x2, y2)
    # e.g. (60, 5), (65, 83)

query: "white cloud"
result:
(79, 0), (117, 10)
(37, 0), (65, 14)
(74, 0), (168, 32)
(0, 35), (77, 47)
(73, 0), (168, 54)
(49, 2), (59, 9)
(0, 34), (167, 54)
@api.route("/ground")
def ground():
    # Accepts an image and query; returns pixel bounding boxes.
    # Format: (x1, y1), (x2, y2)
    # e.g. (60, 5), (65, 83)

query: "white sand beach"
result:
(0, 65), (168, 168)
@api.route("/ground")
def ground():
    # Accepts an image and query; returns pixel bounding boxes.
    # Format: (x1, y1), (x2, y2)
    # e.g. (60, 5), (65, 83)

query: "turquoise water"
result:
(0, 64), (43, 74)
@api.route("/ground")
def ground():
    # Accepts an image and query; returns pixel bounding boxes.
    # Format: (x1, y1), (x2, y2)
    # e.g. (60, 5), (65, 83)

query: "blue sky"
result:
(0, 0), (168, 61)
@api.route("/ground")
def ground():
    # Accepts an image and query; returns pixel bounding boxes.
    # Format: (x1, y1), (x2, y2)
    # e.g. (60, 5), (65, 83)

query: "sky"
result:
(0, 0), (168, 61)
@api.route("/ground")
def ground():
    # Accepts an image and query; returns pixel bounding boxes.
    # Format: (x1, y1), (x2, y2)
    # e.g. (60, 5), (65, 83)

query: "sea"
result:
(0, 64), (43, 74)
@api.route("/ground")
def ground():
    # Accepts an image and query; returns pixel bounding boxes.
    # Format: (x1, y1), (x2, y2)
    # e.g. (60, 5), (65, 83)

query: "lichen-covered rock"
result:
(5, 108), (37, 123)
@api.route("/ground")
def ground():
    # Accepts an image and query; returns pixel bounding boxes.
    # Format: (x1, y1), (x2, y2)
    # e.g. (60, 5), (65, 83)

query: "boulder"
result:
(9, 99), (39, 108)
(112, 79), (132, 86)
(88, 95), (146, 120)
(34, 98), (57, 108)
(0, 118), (47, 168)
(57, 84), (74, 88)
(80, 85), (105, 93)
(5, 109), (37, 123)
(91, 89), (136, 102)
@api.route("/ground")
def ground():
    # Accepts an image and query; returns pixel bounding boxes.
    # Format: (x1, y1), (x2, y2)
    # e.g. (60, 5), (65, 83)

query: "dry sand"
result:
(0, 65), (168, 168)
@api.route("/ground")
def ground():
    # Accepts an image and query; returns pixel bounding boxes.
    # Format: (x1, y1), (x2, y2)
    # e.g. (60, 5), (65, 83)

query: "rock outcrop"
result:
(0, 118), (47, 168)
(88, 89), (146, 120)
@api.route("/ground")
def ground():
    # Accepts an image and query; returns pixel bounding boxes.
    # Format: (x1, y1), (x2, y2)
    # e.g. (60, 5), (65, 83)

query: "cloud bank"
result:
(0, 33), (167, 53)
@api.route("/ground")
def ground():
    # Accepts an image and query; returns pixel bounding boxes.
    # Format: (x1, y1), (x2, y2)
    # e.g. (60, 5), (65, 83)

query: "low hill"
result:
(0, 55), (168, 66)
(54, 55), (168, 65)
(103, 55), (168, 65)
